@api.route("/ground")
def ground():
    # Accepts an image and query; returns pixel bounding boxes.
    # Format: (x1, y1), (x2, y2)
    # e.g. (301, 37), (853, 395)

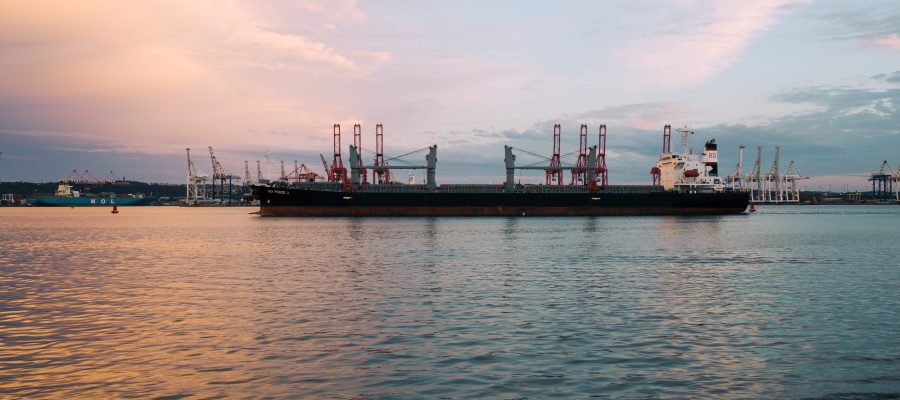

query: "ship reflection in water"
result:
(1, 207), (899, 398)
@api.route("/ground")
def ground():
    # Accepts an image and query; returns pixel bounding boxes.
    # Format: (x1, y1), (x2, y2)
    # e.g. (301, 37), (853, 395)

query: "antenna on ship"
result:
(676, 125), (693, 154)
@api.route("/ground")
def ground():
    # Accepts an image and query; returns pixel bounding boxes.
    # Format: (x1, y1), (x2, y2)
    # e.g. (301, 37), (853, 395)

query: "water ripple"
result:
(1, 206), (899, 398)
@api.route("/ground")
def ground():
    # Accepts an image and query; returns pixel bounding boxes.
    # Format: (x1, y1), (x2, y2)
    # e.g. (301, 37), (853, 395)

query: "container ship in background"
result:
(32, 177), (153, 207)
(252, 124), (749, 216)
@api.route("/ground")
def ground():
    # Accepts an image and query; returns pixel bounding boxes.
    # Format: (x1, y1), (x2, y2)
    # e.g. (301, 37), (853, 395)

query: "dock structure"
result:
(729, 146), (808, 204)
(869, 160), (895, 201)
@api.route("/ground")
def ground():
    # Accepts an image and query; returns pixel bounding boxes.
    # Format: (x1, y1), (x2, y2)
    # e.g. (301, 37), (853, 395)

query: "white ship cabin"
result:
(655, 129), (724, 193)
(55, 181), (79, 197)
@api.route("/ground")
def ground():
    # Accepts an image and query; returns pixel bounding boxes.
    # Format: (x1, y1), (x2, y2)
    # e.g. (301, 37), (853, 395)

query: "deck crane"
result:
(651, 124), (671, 186)
(571, 124), (588, 185)
(320, 154), (333, 182)
(280, 160), (288, 181)
(353, 124), (368, 184)
(545, 124), (563, 185)
(595, 124), (608, 188)
(331, 124), (348, 185)
(373, 124), (391, 184)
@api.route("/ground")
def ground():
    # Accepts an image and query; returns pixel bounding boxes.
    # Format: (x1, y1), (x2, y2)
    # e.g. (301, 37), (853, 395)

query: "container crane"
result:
(256, 160), (264, 183)
(869, 160), (894, 201)
(208, 146), (240, 203)
(185, 148), (208, 204)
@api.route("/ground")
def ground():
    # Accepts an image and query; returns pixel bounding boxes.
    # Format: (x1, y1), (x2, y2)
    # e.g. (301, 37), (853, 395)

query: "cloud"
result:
(0, 0), (386, 153)
(614, 0), (806, 87)
(858, 34), (900, 50)
(807, 2), (900, 49)
(571, 102), (692, 130)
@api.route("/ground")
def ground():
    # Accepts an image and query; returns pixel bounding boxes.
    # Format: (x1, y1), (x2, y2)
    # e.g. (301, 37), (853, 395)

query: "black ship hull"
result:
(253, 185), (750, 217)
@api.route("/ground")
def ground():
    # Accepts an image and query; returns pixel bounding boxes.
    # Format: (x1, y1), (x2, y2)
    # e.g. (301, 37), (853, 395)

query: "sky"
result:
(1, 0), (899, 190)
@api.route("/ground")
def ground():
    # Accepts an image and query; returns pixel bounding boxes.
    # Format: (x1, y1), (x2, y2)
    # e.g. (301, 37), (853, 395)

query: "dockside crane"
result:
(244, 161), (252, 185)
(765, 146), (781, 202)
(185, 148), (208, 204)
(256, 160), (264, 183)
(869, 160), (894, 200)
(780, 160), (808, 201)
(295, 163), (321, 182)
(895, 163), (900, 200)
(751, 146), (762, 200)
(208, 146), (241, 204)
(727, 145), (745, 190)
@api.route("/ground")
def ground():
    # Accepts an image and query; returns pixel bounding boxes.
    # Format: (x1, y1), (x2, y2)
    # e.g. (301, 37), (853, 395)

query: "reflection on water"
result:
(1, 206), (899, 398)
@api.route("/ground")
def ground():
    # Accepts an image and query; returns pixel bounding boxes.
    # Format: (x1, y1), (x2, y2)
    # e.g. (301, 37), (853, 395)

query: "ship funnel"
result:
(705, 139), (718, 177)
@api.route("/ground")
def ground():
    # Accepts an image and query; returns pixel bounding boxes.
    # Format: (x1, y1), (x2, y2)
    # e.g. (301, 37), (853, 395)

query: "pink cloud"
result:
(858, 34), (900, 50)
(616, 0), (807, 88)
(0, 1), (388, 154)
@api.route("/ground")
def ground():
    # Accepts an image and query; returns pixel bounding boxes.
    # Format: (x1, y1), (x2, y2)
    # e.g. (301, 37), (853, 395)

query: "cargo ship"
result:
(31, 182), (153, 206)
(253, 124), (749, 216)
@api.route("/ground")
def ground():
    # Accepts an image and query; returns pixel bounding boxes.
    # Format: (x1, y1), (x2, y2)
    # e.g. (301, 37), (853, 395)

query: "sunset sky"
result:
(1, 0), (898, 189)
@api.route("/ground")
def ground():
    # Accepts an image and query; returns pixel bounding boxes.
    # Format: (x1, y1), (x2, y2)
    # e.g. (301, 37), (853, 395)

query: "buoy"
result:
(748, 203), (756, 213)
(111, 205), (119, 214)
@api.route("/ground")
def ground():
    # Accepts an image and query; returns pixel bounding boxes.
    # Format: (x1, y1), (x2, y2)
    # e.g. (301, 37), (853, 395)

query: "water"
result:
(1, 206), (899, 399)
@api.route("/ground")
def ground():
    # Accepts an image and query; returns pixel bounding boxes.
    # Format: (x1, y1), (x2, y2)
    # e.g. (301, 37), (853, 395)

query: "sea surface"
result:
(1, 205), (899, 399)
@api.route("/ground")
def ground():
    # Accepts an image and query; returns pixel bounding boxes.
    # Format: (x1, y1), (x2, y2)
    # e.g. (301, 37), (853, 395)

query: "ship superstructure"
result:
(653, 125), (724, 193)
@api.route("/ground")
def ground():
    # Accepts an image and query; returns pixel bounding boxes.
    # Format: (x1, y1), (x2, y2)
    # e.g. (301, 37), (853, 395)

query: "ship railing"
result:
(357, 184), (429, 193)
(293, 182), (344, 191)
(600, 185), (665, 193)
